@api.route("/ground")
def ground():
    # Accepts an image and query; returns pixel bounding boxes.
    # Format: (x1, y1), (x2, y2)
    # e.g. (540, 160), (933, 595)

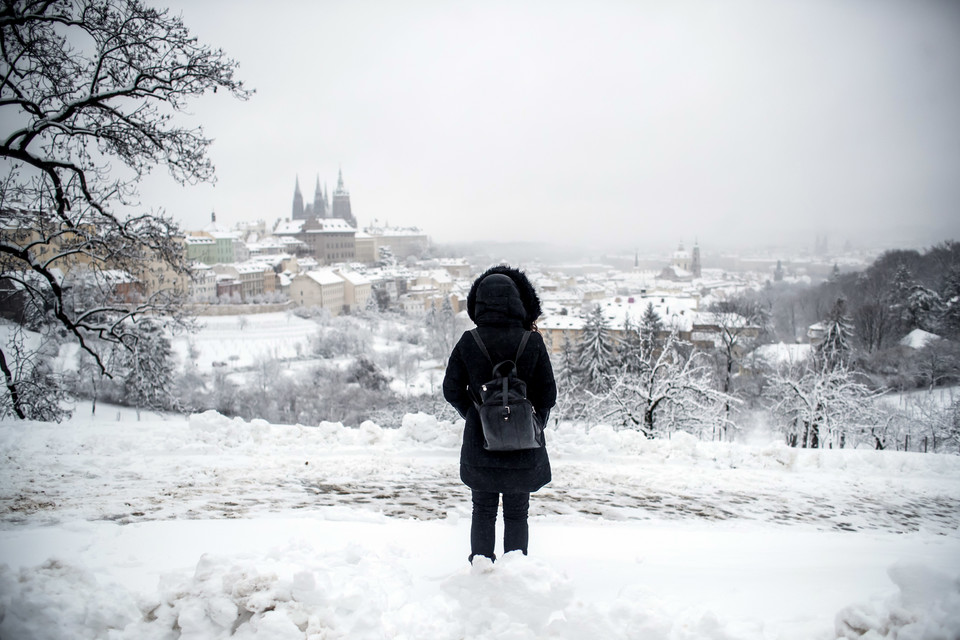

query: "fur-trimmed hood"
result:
(467, 265), (543, 330)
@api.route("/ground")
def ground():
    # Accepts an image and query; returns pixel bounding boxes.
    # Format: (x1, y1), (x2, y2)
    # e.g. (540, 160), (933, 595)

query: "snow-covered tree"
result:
(347, 355), (390, 391)
(364, 290), (381, 314)
(425, 296), (465, 363)
(575, 305), (616, 392)
(639, 302), (664, 355)
(891, 265), (943, 334)
(852, 271), (897, 354)
(913, 338), (960, 391)
(0, 0), (249, 420)
(767, 361), (881, 449)
(816, 297), (855, 370)
(706, 297), (768, 421)
(553, 334), (578, 383)
(601, 332), (734, 439)
(939, 265), (960, 339)
(0, 324), (69, 422)
(110, 319), (177, 417)
(617, 314), (644, 375)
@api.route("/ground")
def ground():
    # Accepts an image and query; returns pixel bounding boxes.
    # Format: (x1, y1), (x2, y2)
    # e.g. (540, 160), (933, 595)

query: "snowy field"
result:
(1, 406), (959, 639)
(168, 311), (448, 396)
(172, 312), (319, 374)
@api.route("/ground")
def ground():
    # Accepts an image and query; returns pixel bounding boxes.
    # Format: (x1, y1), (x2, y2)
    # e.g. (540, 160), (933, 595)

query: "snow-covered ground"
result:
(1, 405), (959, 639)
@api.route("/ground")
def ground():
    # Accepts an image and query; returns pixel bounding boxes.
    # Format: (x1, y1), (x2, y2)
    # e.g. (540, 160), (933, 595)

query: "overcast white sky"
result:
(141, 0), (960, 252)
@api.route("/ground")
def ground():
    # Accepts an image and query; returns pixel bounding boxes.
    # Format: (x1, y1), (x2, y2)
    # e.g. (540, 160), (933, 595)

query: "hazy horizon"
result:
(136, 0), (960, 253)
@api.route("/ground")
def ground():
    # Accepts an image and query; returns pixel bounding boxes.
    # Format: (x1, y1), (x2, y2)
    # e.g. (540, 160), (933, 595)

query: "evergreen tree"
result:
(940, 264), (960, 339)
(905, 286), (942, 333)
(555, 335), (578, 383)
(639, 302), (664, 355)
(618, 314), (644, 375)
(817, 297), (855, 370)
(575, 305), (616, 392)
(891, 264), (914, 298)
(114, 319), (176, 416)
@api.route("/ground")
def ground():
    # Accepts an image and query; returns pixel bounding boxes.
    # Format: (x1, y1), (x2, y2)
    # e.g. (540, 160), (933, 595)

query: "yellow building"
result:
(290, 269), (345, 315)
(335, 269), (372, 313)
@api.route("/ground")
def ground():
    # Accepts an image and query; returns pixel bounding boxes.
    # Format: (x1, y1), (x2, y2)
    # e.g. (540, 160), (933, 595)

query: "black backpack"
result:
(469, 329), (544, 451)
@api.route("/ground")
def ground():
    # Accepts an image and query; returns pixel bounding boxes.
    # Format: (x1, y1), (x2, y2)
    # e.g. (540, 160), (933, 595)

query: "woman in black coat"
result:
(442, 265), (557, 562)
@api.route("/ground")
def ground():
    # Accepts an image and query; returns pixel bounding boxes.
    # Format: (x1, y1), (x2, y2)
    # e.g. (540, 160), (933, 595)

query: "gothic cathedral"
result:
(291, 169), (357, 228)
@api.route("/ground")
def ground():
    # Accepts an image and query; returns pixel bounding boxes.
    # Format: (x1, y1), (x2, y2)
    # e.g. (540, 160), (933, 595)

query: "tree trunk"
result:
(0, 348), (26, 419)
(643, 406), (655, 439)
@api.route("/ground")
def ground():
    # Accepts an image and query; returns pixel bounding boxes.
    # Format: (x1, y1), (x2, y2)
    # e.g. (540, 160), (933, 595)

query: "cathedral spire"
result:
(314, 174), (326, 218)
(292, 175), (305, 220)
(331, 167), (356, 228)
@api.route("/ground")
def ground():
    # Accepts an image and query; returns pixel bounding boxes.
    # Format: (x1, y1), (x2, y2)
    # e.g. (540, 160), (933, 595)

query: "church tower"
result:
(691, 241), (702, 278)
(331, 168), (357, 228)
(292, 176), (305, 220)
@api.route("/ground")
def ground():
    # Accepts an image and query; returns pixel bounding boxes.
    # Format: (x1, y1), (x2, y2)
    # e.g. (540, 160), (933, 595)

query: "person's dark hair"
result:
(467, 265), (542, 331)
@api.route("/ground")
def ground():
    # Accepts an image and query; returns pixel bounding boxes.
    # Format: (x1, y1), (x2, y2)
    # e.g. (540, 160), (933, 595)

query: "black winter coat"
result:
(442, 273), (557, 493)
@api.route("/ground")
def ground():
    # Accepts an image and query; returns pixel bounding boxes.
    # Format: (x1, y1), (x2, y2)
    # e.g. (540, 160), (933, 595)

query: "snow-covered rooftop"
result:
(900, 328), (940, 350)
(539, 315), (585, 330)
(208, 231), (240, 240)
(274, 220), (306, 235)
(752, 342), (813, 365)
(305, 269), (343, 286)
(306, 218), (356, 233)
(336, 270), (371, 286)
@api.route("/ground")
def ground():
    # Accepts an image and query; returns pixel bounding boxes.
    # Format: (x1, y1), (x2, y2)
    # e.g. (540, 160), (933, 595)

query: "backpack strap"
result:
(469, 329), (494, 365)
(470, 329), (532, 367)
(514, 331), (532, 362)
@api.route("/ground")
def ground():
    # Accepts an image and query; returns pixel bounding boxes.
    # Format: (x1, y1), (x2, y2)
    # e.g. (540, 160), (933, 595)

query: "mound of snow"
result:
(189, 410), (270, 448)
(398, 412), (461, 447)
(0, 559), (138, 640)
(0, 550), (744, 640)
(835, 562), (960, 639)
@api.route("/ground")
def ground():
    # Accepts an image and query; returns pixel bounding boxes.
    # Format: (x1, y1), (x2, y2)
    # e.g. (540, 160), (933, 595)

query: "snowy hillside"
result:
(1, 406), (959, 639)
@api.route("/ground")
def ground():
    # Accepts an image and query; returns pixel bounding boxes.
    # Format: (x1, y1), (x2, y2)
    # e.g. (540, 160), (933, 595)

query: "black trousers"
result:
(470, 490), (530, 561)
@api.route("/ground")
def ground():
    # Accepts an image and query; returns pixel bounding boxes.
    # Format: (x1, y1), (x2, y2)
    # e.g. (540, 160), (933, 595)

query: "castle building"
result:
(284, 169), (358, 264)
(291, 169), (354, 228)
